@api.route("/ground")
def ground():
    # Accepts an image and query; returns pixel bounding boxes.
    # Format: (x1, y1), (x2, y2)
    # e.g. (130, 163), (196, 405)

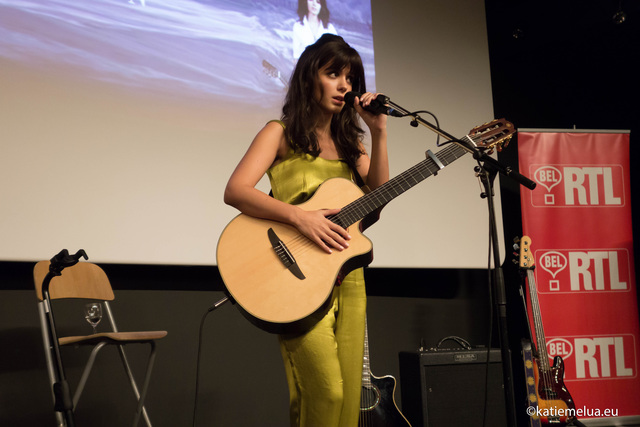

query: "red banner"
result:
(519, 131), (640, 419)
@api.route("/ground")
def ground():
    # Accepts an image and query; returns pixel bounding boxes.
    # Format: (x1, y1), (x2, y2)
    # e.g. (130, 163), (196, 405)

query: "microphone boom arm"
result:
(386, 99), (536, 190)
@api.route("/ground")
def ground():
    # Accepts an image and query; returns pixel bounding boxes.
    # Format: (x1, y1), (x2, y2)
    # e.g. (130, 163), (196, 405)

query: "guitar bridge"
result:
(267, 228), (306, 280)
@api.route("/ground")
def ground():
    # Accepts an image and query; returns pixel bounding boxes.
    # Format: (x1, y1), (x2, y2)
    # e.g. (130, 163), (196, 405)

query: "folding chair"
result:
(34, 255), (168, 427)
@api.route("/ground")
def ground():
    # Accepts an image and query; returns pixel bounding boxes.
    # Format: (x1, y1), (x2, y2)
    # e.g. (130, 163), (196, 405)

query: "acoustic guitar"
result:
(359, 319), (411, 427)
(517, 236), (576, 425)
(217, 119), (514, 333)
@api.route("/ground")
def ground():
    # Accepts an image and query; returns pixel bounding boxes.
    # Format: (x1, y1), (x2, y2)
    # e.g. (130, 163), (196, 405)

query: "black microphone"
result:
(344, 91), (403, 117)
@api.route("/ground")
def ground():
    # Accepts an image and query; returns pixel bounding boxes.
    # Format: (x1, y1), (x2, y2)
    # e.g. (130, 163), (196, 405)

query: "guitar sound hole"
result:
(360, 385), (380, 411)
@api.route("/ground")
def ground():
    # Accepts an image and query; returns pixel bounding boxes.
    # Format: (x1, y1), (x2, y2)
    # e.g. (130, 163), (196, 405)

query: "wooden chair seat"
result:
(59, 331), (168, 346)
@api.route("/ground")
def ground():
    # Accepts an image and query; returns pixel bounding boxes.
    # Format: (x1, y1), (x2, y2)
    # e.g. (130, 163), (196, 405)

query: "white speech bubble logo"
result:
(539, 251), (567, 278)
(547, 338), (573, 360)
(534, 166), (563, 192)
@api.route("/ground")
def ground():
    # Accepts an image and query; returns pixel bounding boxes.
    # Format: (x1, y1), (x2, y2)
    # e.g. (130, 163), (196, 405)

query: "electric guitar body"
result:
(532, 354), (575, 425)
(359, 320), (411, 427)
(360, 374), (411, 427)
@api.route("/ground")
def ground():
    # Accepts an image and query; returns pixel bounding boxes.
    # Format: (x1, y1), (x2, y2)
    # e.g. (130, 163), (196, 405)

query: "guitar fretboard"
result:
(527, 268), (551, 372)
(333, 139), (471, 228)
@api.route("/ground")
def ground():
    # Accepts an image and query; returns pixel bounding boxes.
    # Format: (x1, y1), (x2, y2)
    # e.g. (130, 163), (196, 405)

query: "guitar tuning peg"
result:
(513, 243), (520, 251)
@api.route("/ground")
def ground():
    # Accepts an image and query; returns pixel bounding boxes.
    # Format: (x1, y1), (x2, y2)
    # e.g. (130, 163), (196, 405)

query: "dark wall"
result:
(0, 266), (493, 427)
(486, 0), (640, 244)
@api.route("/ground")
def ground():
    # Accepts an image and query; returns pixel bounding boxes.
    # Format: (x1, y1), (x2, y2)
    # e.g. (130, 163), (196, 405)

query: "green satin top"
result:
(266, 121), (352, 204)
(267, 149), (352, 205)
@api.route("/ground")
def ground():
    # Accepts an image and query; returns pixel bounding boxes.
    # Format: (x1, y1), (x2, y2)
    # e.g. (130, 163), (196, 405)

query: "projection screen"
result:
(0, 0), (503, 268)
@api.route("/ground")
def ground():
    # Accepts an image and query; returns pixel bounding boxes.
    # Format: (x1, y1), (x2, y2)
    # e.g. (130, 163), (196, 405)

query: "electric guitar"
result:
(217, 119), (514, 333)
(517, 236), (576, 426)
(359, 320), (411, 427)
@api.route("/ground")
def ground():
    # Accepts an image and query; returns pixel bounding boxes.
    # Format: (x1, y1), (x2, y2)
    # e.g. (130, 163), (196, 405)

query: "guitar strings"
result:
(337, 123), (508, 237)
(528, 269), (554, 405)
(337, 143), (464, 227)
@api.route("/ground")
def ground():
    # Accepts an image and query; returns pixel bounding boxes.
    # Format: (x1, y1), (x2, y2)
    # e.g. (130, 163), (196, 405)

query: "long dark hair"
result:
(297, 0), (331, 29)
(282, 34), (366, 166)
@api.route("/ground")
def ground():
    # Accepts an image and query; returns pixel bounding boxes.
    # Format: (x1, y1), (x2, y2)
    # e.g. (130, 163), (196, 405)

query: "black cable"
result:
(404, 110), (442, 146)
(436, 336), (472, 350)
(192, 296), (231, 427)
(192, 306), (214, 427)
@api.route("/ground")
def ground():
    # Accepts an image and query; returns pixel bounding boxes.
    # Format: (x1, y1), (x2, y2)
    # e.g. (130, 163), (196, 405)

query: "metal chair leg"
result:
(105, 301), (154, 426)
(118, 341), (156, 427)
(72, 341), (108, 407)
(127, 342), (157, 427)
(38, 302), (68, 427)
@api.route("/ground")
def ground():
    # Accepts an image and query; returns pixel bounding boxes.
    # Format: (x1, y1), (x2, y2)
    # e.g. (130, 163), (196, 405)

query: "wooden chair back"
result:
(34, 261), (115, 301)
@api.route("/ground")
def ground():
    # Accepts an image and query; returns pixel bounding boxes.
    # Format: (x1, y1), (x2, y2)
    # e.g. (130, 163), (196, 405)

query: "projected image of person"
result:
(224, 34), (389, 426)
(292, 0), (338, 61)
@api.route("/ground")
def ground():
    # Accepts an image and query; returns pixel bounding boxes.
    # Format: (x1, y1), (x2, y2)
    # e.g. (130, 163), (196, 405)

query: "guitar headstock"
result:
(468, 118), (515, 154)
(516, 235), (535, 269)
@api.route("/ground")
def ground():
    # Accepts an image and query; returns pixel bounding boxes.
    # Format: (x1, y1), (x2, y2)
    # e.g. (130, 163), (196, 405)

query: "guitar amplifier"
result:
(399, 348), (508, 427)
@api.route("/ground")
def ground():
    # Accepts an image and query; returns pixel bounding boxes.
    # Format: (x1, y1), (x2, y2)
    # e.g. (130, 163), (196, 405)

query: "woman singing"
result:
(224, 34), (389, 427)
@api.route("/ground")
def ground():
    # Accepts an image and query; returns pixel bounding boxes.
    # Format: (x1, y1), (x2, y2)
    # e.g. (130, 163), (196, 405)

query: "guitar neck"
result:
(526, 269), (551, 371)
(334, 139), (471, 228)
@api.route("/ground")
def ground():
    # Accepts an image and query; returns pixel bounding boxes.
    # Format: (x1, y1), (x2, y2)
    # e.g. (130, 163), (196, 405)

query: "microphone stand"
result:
(386, 99), (536, 427)
(476, 159), (519, 427)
